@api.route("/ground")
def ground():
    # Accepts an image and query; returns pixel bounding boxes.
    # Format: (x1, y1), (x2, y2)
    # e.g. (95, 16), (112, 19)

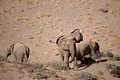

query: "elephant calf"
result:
(5, 42), (30, 62)
(76, 40), (100, 66)
(56, 29), (83, 69)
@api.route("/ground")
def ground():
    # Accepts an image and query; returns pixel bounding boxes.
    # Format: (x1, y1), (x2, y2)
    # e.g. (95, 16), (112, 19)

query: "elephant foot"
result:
(66, 67), (71, 70)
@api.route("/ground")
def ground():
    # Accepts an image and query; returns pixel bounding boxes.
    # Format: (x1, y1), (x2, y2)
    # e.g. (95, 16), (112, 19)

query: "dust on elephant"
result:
(5, 42), (30, 62)
(76, 40), (100, 66)
(56, 29), (83, 69)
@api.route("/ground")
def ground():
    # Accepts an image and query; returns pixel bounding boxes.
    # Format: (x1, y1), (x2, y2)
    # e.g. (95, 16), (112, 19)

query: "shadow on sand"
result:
(73, 57), (108, 71)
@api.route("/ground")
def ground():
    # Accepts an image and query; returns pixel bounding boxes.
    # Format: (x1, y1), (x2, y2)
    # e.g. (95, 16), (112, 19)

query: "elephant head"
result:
(6, 43), (14, 58)
(70, 29), (83, 43)
(90, 41), (100, 56)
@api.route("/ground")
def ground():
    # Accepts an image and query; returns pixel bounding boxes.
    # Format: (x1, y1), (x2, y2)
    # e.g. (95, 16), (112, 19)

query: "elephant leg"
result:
(25, 46), (30, 59)
(22, 53), (28, 62)
(64, 50), (70, 69)
(60, 53), (64, 62)
(16, 52), (24, 62)
(13, 52), (17, 61)
(59, 48), (64, 62)
(73, 56), (78, 69)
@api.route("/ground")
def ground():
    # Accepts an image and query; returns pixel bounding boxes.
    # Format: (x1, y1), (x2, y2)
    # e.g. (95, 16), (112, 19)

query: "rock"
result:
(98, 9), (108, 13)
(48, 40), (55, 43)
(93, 31), (97, 35)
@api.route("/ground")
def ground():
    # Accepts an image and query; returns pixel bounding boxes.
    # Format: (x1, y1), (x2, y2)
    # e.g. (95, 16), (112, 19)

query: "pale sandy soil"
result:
(0, 0), (120, 80)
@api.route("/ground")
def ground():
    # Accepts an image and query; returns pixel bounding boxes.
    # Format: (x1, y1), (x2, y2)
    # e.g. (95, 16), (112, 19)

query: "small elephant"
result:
(5, 42), (30, 62)
(56, 29), (83, 69)
(76, 40), (100, 67)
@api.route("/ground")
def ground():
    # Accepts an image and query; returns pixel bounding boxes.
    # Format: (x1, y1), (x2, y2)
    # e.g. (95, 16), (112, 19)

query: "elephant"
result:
(5, 42), (30, 63)
(56, 29), (83, 69)
(75, 40), (100, 67)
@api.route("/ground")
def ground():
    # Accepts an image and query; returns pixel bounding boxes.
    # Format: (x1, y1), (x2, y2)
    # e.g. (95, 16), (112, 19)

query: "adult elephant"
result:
(5, 42), (30, 63)
(76, 40), (101, 66)
(56, 29), (83, 69)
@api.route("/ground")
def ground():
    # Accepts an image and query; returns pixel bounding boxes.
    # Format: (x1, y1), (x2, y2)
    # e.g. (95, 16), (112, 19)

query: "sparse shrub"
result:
(105, 64), (120, 78)
(48, 70), (56, 75)
(74, 72), (97, 80)
(91, 52), (103, 60)
(34, 72), (47, 80)
(47, 61), (67, 70)
(104, 64), (116, 70)
(110, 65), (120, 78)
(103, 51), (120, 61)
(25, 62), (45, 70)
(0, 54), (10, 62)
(105, 51), (114, 59)
(17, 67), (24, 73)
(112, 55), (120, 61)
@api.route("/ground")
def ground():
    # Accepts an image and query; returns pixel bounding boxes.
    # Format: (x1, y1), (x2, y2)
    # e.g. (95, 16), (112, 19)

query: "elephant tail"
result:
(25, 46), (30, 59)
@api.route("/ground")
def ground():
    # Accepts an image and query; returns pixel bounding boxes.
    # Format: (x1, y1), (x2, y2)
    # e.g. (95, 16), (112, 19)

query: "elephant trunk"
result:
(68, 52), (75, 63)
(5, 52), (11, 63)
(68, 43), (77, 63)
(5, 52), (11, 59)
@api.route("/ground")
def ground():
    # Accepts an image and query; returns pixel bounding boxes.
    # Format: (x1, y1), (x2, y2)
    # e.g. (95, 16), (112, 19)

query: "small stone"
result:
(98, 9), (108, 13)
(48, 40), (55, 43)
(49, 40), (53, 43)
(94, 32), (97, 34)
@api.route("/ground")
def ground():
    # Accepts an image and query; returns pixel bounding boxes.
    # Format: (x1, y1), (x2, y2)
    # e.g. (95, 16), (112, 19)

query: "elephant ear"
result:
(10, 43), (14, 48)
(89, 41), (95, 50)
(56, 35), (69, 51)
(91, 41), (99, 51)
(6, 43), (14, 58)
(94, 42), (100, 51)
(71, 29), (80, 34)
(10, 43), (14, 52)
(71, 29), (83, 42)
(71, 29), (80, 36)
(25, 45), (30, 58)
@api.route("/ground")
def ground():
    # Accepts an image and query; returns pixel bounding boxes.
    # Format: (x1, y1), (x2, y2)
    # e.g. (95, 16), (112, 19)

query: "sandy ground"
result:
(0, 0), (120, 80)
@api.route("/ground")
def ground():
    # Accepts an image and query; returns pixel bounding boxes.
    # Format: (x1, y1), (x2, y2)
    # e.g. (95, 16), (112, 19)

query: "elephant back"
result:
(14, 43), (26, 53)
(56, 35), (69, 51)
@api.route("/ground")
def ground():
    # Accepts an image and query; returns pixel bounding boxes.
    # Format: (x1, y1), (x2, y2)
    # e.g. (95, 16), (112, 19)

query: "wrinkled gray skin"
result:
(5, 43), (30, 62)
(76, 40), (100, 66)
(56, 29), (83, 69)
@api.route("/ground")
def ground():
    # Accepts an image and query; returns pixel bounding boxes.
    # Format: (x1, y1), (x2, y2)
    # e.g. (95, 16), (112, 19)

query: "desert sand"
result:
(0, 0), (120, 80)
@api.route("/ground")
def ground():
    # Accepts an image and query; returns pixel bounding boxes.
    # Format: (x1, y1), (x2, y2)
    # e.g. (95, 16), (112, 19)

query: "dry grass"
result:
(37, 12), (45, 18)
(34, 72), (47, 80)
(112, 55), (120, 61)
(0, 54), (10, 62)
(46, 61), (67, 70)
(104, 51), (120, 61)
(105, 64), (120, 78)
(74, 72), (97, 80)
(15, 16), (28, 22)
